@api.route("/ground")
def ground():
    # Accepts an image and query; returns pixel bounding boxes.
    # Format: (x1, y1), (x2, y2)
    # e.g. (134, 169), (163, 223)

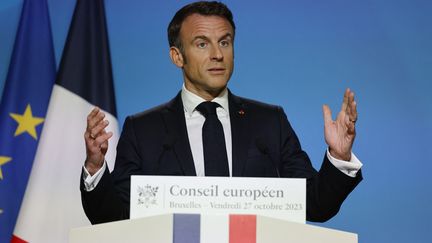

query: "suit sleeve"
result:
(80, 116), (140, 224)
(277, 107), (362, 222)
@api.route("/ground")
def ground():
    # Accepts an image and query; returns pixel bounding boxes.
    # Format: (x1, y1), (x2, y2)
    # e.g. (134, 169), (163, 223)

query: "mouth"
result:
(207, 68), (226, 75)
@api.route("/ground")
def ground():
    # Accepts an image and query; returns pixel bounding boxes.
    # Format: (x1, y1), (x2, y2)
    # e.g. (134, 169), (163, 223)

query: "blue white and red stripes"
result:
(172, 214), (257, 243)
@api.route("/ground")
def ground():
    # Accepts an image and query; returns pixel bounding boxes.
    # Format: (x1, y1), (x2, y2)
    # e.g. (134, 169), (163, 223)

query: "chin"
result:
(205, 84), (227, 96)
(209, 76), (229, 87)
(209, 83), (228, 92)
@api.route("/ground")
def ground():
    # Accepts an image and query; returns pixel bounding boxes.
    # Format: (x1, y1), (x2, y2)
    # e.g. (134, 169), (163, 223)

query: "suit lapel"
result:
(229, 91), (251, 177)
(161, 91), (251, 177)
(161, 92), (196, 176)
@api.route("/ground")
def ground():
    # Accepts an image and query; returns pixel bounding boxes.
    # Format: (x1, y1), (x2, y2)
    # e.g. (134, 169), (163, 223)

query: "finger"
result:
(87, 107), (99, 119)
(100, 140), (108, 150)
(93, 131), (113, 147)
(85, 126), (107, 145)
(349, 100), (358, 122)
(87, 110), (106, 130)
(347, 92), (357, 122)
(346, 93), (352, 118)
(85, 108), (98, 140)
(340, 88), (350, 113)
(348, 90), (355, 105)
(88, 131), (113, 151)
(100, 137), (110, 153)
(322, 104), (333, 125)
(94, 128), (108, 140)
(344, 104), (357, 135)
(90, 120), (110, 139)
(86, 107), (100, 126)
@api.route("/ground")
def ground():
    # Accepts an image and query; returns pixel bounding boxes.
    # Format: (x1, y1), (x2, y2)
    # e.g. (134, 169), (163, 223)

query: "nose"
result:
(210, 45), (223, 61)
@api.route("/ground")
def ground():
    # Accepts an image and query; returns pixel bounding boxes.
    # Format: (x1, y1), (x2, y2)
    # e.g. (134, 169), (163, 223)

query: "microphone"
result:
(155, 134), (176, 173)
(255, 138), (280, 178)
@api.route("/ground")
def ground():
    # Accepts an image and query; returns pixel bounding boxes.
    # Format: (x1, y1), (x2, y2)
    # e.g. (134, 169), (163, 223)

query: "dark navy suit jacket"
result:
(81, 91), (362, 224)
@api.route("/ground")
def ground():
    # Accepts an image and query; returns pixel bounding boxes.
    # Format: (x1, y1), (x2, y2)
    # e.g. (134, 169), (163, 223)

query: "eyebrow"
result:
(218, 33), (233, 42)
(192, 33), (233, 43)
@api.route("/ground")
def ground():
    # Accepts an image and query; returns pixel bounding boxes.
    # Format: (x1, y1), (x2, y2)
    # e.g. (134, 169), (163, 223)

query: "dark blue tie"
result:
(196, 101), (229, 176)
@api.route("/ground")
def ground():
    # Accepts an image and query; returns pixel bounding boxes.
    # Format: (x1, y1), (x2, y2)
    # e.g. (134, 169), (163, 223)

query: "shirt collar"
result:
(181, 84), (229, 117)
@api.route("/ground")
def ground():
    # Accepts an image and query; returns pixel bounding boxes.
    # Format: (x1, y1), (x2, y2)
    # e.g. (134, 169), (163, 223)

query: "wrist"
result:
(84, 158), (103, 176)
(329, 148), (351, 161)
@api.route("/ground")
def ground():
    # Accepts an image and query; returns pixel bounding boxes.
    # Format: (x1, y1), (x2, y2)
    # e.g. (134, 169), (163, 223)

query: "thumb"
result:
(322, 104), (332, 124)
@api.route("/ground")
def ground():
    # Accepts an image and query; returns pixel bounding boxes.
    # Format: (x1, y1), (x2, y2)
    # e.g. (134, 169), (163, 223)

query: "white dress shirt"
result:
(181, 85), (232, 176)
(83, 85), (362, 191)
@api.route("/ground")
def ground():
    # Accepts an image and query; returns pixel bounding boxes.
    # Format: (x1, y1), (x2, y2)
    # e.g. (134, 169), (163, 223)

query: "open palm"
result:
(323, 89), (358, 161)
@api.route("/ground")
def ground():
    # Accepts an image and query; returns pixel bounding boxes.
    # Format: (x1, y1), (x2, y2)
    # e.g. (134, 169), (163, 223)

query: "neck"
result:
(184, 82), (226, 101)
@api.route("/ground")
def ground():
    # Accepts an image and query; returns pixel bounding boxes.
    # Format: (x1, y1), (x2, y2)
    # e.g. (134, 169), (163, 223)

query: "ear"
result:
(169, 47), (184, 68)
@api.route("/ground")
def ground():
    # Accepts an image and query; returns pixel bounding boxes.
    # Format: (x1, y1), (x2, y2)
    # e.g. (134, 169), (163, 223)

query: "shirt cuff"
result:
(326, 149), (363, 177)
(82, 161), (107, 191)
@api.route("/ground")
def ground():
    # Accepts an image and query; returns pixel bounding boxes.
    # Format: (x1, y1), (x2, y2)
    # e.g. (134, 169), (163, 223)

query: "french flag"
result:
(12, 0), (119, 242)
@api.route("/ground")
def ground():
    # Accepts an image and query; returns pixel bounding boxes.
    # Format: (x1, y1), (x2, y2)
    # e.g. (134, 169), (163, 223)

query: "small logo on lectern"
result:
(137, 184), (159, 208)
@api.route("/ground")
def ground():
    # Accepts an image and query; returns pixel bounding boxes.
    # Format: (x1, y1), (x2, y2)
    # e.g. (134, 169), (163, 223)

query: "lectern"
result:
(70, 213), (357, 243)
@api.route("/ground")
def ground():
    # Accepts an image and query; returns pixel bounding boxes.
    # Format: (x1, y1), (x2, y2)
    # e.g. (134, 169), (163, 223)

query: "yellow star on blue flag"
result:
(0, 156), (12, 180)
(10, 104), (44, 140)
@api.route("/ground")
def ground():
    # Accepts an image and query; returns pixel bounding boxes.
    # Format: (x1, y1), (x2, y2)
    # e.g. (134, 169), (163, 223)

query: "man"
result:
(81, 1), (362, 225)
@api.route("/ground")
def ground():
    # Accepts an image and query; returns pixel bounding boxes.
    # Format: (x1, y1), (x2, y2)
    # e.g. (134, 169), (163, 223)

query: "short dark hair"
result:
(167, 1), (236, 50)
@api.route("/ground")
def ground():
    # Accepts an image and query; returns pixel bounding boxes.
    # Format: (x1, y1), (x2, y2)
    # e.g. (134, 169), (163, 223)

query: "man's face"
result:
(173, 14), (234, 100)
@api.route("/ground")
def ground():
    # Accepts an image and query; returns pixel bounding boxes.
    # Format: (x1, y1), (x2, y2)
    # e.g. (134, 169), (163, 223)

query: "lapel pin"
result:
(238, 109), (245, 116)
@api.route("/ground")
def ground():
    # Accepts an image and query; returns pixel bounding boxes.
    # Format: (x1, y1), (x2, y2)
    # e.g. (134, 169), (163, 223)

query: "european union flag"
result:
(0, 0), (55, 242)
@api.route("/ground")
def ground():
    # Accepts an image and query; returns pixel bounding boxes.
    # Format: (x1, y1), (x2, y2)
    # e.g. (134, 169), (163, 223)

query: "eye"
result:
(220, 40), (230, 47)
(197, 42), (207, 48)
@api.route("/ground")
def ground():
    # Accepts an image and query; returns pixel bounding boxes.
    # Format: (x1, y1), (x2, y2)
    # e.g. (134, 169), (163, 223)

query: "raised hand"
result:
(322, 88), (358, 161)
(84, 107), (113, 175)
